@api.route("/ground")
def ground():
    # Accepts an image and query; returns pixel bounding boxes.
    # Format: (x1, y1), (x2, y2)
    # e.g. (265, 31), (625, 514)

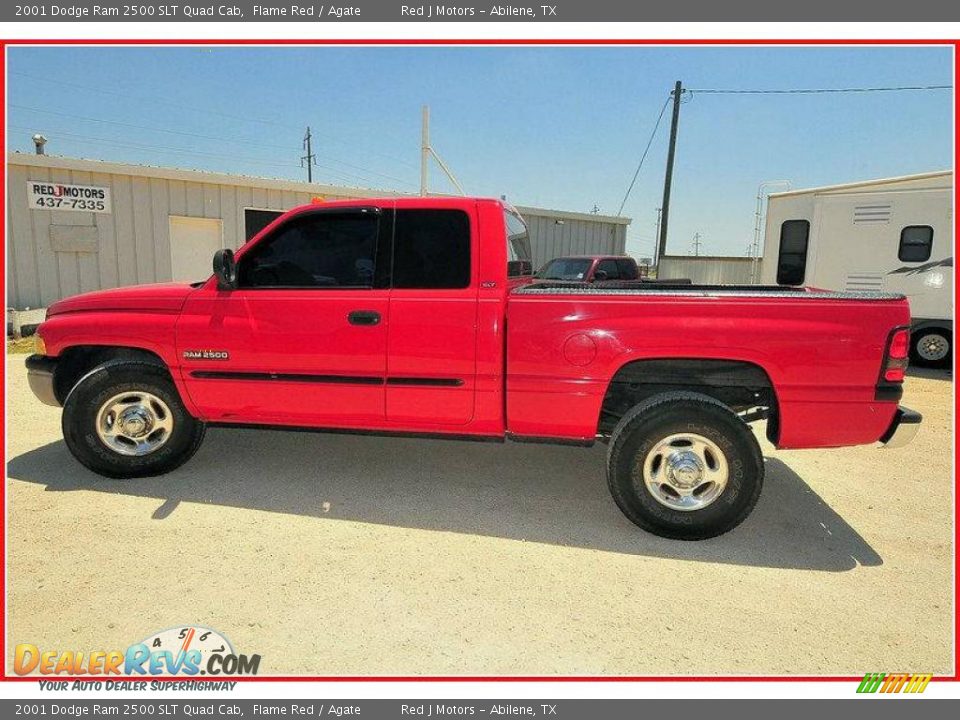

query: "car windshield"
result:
(538, 258), (593, 281)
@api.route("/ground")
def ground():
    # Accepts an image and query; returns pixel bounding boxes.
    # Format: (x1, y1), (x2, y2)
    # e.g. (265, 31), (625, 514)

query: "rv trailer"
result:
(761, 171), (954, 368)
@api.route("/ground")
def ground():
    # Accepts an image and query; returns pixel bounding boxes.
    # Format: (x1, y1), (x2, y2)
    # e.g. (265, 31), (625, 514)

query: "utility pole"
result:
(653, 207), (662, 267)
(657, 81), (683, 263)
(692, 232), (702, 257)
(301, 126), (315, 183)
(419, 104), (466, 196)
(420, 106), (429, 196)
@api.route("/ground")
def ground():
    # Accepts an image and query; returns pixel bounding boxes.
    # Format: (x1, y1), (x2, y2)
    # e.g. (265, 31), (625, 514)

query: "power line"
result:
(10, 104), (417, 188)
(617, 95), (671, 216)
(9, 70), (421, 170)
(6, 124), (397, 188)
(688, 84), (951, 95)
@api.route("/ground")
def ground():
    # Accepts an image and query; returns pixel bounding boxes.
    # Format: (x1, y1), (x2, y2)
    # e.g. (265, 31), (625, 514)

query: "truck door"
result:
(385, 206), (478, 425)
(176, 207), (389, 427)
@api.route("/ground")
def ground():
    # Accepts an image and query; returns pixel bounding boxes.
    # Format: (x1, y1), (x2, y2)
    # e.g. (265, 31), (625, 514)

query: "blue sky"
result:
(7, 46), (953, 257)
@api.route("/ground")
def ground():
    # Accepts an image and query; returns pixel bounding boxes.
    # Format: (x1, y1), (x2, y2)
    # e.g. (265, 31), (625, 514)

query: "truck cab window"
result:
(238, 211), (379, 288)
(505, 209), (533, 277)
(539, 258), (592, 280)
(392, 209), (471, 289)
(616, 258), (639, 280)
(898, 225), (934, 262)
(595, 259), (622, 280)
(776, 220), (810, 286)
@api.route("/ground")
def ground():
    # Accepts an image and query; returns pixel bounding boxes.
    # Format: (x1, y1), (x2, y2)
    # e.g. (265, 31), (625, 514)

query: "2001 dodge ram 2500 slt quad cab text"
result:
(26, 197), (922, 540)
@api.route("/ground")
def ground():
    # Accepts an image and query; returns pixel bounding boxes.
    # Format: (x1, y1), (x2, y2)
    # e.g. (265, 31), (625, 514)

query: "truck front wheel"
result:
(62, 361), (206, 478)
(607, 392), (763, 540)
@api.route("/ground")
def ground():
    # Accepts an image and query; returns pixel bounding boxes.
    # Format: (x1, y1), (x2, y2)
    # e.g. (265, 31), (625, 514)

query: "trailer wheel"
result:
(911, 328), (951, 369)
(607, 392), (764, 540)
(62, 361), (206, 478)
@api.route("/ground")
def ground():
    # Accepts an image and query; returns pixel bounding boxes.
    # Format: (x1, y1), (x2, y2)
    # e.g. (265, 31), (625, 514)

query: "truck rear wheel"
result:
(606, 392), (763, 540)
(62, 361), (206, 478)
(911, 328), (951, 369)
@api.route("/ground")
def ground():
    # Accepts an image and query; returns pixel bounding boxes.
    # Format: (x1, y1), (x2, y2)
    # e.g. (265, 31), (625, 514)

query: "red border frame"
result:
(0, 36), (956, 684)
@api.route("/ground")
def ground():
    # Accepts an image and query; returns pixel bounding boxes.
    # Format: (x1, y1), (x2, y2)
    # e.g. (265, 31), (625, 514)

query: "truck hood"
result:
(46, 282), (197, 317)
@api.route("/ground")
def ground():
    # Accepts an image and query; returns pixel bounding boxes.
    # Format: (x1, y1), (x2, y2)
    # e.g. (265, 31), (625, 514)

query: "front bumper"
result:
(880, 406), (922, 449)
(25, 354), (61, 407)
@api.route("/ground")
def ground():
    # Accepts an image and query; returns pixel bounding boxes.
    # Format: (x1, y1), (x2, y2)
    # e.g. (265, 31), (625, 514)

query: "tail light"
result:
(883, 328), (910, 383)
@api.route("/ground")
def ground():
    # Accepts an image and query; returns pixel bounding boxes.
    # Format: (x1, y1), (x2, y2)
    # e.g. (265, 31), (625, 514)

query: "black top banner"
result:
(5, 0), (960, 22)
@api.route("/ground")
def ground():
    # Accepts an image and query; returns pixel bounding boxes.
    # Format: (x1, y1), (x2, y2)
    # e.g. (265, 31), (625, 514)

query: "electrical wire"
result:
(9, 70), (421, 170)
(687, 84), (951, 95)
(6, 124), (399, 189)
(617, 96), (671, 217)
(10, 104), (418, 189)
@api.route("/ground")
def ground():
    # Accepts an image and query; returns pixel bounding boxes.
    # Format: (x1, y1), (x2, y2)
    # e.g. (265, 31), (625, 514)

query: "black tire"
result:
(61, 361), (206, 479)
(910, 328), (952, 369)
(607, 391), (763, 540)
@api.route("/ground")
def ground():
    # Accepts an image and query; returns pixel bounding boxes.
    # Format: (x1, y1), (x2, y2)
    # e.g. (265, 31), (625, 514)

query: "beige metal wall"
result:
(515, 207), (629, 269)
(7, 155), (631, 309)
(658, 255), (757, 285)
(7, 160), (335, 309)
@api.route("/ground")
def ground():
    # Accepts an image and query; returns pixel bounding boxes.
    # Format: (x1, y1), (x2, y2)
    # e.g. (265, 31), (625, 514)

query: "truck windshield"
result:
(538, 258), (593, 281)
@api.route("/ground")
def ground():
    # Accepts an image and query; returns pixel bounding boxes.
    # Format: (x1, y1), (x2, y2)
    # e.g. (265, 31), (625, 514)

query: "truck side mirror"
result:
(593, 269), (608, 282)
(213, 248), (237, 290)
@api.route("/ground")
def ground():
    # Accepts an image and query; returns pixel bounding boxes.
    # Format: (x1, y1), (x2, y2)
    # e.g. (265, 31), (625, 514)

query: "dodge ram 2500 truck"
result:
(26, 197), (921, 539)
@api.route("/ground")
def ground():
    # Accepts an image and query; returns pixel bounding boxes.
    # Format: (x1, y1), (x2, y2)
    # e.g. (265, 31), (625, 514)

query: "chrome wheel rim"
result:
(917, 333), (949, 362)
(95, 391), (174, 456)
(642, 433), (729, 512)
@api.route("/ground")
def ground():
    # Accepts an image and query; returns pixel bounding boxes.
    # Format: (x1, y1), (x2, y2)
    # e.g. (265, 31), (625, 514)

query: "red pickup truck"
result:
(26, 197), (920, 540)
(537, 255), (641, 283)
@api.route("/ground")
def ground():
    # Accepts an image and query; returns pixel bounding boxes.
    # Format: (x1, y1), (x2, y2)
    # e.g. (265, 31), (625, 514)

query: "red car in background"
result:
(536, 255), (642, 283)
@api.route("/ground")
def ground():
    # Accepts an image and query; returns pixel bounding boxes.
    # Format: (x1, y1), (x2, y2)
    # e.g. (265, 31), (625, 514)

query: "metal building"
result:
(657, 255), (755, 285)
(6, 153), (631, 310)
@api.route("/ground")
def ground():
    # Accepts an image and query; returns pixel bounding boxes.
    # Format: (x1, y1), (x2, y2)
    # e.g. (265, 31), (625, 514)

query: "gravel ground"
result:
(4, 354), (954, 676)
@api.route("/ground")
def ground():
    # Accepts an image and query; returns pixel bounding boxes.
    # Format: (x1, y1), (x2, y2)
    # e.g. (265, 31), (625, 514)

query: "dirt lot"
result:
(4, 353), (954, 676)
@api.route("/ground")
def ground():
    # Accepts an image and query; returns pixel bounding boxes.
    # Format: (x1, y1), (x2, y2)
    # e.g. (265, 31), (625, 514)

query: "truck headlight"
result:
(33, 334), (46, 356)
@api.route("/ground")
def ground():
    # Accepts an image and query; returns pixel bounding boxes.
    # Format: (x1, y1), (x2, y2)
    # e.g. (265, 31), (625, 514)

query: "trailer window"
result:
(776, 220), (810, 286)
(505, 209), (533, 277)
(392, 209), (471, 289)
(898, 225), (933, 262)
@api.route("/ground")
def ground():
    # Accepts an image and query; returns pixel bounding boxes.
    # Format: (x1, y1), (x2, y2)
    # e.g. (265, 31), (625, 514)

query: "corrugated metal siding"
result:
(7, 163), (324, 309)
(658, 256), (757, 285)
(522, 214), (626, 269)
(8, 159), (629, 308)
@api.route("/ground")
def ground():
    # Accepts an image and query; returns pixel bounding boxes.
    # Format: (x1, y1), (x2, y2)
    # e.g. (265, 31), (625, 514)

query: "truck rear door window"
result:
(392, 209), (471, 289)
(238, 211), (379, 288)
(595, 259), (621, 280)
(898, 225), (934, 262)
(616, 258), (639, 280)
(776, 220), (810, 286)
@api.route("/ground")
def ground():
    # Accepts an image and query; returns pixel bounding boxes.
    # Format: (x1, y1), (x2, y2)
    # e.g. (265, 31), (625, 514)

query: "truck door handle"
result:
(348, 310), (381, 326)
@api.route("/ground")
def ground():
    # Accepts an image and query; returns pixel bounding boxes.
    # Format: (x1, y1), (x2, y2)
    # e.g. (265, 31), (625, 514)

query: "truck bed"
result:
(506, 282), (911, 448)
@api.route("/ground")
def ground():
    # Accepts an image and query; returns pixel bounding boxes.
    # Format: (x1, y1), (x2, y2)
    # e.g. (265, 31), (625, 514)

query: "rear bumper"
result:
(25, 354), (60, 407)
(880, 406), (922, 449)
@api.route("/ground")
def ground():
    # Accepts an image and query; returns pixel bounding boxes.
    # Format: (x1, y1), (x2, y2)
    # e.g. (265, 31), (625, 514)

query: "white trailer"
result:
(761, 171), (954, 367)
